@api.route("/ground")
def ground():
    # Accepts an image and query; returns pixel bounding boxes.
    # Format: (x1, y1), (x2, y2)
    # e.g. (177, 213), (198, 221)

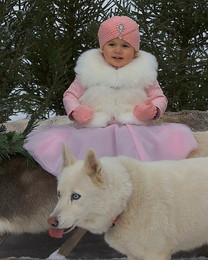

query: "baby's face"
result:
(102, 38), (136, 68)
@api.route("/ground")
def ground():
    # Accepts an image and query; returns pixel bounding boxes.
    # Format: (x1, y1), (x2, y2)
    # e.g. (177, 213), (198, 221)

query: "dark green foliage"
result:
(0, 117), (38, 172)
(0, 126), (26, 162)
(0, 0), (207, 123)
(0, 0), (114, 122)
(114, 0), (208, 111)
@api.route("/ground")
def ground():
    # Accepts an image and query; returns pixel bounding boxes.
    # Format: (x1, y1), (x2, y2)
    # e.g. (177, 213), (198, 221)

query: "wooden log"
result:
(58, 227), (87, 257)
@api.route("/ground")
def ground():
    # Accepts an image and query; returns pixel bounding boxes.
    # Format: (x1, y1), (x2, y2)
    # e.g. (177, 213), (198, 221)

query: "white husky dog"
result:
(48, 144), (208, 260)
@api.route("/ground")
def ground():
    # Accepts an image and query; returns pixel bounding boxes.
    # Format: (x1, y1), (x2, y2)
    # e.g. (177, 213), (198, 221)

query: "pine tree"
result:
(0, 0), (26, 122)
(113, 0), (208, 111)
(0, 0), (207, 123)
(0, 0), (115, 122)
(0, 123), (37, 173)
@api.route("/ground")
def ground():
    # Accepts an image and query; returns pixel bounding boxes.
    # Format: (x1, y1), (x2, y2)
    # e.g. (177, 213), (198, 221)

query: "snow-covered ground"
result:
(47, 249), (67, 259)
(9, 112), (28, 122)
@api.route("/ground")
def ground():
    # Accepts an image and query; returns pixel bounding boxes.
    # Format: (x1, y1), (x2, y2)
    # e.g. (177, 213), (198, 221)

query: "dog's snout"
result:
(48, 216), (58, 227)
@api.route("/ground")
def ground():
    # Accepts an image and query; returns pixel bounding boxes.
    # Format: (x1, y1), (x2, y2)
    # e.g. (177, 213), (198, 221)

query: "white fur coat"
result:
(74, 49), (159, 127)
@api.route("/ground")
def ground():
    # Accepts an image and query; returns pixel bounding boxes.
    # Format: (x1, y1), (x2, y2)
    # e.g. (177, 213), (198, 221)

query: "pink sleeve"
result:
(146, 81), (168, 118)
(63, 77), (85, 116)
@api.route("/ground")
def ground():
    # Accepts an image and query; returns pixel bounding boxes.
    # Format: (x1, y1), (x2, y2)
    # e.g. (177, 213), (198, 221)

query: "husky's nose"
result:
(48, 216), (58, 227)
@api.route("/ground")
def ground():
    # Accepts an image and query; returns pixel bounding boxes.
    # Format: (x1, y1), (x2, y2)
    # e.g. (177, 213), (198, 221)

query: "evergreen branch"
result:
(0, 123), (38, 171)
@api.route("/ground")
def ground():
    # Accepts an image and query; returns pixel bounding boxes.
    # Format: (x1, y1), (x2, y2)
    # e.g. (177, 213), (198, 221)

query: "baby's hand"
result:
(72, 105), (93, 123)
(133, 98), (157, 121)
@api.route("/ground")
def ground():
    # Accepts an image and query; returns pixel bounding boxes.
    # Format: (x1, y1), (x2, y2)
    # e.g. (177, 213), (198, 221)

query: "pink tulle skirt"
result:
(24, 123), (198, 176)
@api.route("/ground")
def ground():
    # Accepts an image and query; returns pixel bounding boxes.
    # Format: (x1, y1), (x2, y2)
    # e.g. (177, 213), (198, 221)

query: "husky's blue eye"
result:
(71, 193), (81, 200)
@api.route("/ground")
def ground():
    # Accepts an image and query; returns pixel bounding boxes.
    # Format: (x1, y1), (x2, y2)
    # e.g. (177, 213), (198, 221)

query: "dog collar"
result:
(111, 215), (120, 227)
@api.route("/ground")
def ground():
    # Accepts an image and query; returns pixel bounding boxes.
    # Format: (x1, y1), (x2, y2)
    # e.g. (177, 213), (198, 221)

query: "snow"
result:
(47, 249), (67, 259)
(9, 112), (27, 122)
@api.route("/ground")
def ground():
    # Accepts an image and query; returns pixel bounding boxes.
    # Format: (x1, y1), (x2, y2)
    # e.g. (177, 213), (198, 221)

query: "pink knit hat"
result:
(98, 16), (140, 52)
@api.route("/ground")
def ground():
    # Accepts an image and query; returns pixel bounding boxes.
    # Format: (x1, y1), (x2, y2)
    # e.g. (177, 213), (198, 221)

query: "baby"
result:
(24, 16), (197, 176)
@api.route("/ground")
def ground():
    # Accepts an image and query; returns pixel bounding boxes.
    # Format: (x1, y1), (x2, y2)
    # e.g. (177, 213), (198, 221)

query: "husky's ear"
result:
(84, 149), (104, 188)
(62, 143), (76, 167)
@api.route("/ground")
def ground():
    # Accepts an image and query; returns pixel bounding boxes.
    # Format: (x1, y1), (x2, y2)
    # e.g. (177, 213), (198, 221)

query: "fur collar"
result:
(75, 48), (158, 90)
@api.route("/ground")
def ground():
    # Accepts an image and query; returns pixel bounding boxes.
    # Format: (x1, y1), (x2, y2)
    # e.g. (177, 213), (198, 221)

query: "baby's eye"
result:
(122, 44), (129, 48)
(71, 193), (81, 201)
(108, 43), (115, 46)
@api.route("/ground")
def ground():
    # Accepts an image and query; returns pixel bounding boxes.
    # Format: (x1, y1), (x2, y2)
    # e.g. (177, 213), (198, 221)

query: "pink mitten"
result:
(72, 105), (93, 123)
(133, 98), (157, 121)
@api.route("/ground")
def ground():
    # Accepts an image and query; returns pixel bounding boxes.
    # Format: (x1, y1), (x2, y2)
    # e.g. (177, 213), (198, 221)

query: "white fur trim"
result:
(75, 49), (158, 90)
(74, 49), (158, 127)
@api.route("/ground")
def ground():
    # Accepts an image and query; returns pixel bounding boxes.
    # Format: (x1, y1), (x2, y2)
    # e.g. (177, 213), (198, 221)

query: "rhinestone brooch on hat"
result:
(117, 23), (125, 39)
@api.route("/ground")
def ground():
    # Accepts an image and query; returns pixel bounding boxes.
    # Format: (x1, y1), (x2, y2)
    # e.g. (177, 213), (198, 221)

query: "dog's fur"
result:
(49, 143), (208, 260)
(0, 131), (208, 236)
(187, 131), (208, 158)
(0, 155), (57, 234)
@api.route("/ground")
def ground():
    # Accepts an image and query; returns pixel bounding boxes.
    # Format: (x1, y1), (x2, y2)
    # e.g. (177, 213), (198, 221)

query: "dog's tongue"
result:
(49, 228), (65, 238)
